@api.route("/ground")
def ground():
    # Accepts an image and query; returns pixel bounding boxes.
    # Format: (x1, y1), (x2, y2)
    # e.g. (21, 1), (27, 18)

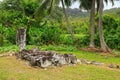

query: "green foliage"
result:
(0, 0), (63, 46)
(41, 44), (78, 52)
(77, 35), (90, 47)
(3, 27), (16, 45)
(0, 45), (78, 53)
(104, 8), (120, 17)
(94, 15), (120, 49)
(0, 34), (3, 47)
(28, 27), (42, 45)
(0, 45), (19, 53)
(60, 34), (89, 47)
(103, 15), (119, 49)
(41, 25), (61, 44)
(1, 0), (120, 51)
(0, 23), (17, 45)
(60, 34), (74, 45)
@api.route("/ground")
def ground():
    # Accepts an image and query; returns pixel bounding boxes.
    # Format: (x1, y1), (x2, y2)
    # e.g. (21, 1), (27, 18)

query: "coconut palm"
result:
(90, 0), (95, 48)
(61, 0), (76, 42)
(79, 0), (114, 50)
(98, 0), (113, 52)
(96, 0), (114, 52)
(34, 0), (76, 42)
(78, 0), (95, 48)
(34, 0), (114, 50)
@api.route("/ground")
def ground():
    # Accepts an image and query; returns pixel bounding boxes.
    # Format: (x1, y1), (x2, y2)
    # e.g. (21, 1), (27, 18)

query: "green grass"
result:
(0, 45), (120, 80)
(0, 45), (19, 53)
(0, 45), (78, 53)
(61, 34), (86, 37)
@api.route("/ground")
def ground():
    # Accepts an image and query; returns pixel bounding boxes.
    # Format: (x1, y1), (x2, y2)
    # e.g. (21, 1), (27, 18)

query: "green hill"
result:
(66, 7), (120, 18)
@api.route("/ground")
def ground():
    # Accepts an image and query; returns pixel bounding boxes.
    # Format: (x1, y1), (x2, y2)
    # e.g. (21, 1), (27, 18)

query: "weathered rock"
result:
(16, 48), (78, 68)
(81, 59), (91, 64)
(77, 59), (82, 64)
(116, 65), (120, 69)
(108, 64), (114, 68)
(91, 61), (104, 65)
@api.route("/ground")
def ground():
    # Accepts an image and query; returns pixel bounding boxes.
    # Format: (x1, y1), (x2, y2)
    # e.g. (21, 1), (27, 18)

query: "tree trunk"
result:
(61, 0), (76, 42)
(17, 28), (26, 51)
(98, 0), (110, 52)
(89, 0), (95, 48)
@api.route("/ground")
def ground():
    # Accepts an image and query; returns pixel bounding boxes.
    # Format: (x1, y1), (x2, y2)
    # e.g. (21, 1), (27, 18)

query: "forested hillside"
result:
(66, 7), (120, 18)
(66, 8), (89, 18)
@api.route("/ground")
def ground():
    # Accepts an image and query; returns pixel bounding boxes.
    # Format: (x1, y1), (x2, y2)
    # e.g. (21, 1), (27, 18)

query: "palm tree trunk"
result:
(98, 0), (110, 52)
(61, 0), (76, 42)
(89, 0), (95, 48)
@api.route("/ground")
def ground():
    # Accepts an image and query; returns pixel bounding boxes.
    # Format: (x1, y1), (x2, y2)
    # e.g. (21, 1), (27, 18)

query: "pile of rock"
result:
(16, 48), (77, 68)
(108, 64), (120, 69)
(80, 59), (104, 65)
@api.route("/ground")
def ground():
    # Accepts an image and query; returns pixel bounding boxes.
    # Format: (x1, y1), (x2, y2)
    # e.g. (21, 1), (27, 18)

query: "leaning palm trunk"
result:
(98, 0), (110, 52)
(89, 0), (95, 48)
(61, 0), (76, 42)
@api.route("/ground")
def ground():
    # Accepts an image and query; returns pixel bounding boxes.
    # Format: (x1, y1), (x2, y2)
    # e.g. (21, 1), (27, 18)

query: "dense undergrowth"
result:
(0, 14), (120, 50)
(0, 0), (120, 50)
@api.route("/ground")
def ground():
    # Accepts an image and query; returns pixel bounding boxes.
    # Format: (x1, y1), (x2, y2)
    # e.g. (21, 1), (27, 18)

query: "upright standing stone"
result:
(17, 28), (26, 51)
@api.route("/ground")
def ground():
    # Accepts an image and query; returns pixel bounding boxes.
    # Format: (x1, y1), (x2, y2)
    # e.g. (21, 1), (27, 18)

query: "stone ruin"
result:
(16, 48), (78, 69)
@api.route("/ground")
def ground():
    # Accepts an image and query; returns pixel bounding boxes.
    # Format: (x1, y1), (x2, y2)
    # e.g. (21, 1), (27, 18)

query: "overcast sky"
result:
(60, 0), (120, 10)
(0, 0), (120, 10)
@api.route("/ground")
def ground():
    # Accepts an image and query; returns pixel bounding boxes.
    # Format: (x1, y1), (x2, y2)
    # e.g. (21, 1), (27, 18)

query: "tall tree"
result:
(79, 0), (114, 49)
(89, 0), (95, 48)
(79, 0), (96, 48)
(61, 0), (76, 42)
(34, 0), (76, 42)
(98, 0), (110, 52)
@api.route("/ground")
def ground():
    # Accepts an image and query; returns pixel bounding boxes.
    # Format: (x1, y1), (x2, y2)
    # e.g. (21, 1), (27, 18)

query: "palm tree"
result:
(34, 0), (76, 42)
(98, 0), (111, 52)
(79, 0), (114, 49)
(78, 0), (95, 48)
(89, 0), (95, 48)
(61, 0), (76, 42)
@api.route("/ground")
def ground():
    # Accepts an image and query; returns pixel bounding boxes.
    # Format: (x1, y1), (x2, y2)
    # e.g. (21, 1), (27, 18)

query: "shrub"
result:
(60, 34), (74, 45)
(3, 27), (16, 45)
(40, 26), (61, 44)
(94, 15), (120, 49)
(28, 27), (42, 45)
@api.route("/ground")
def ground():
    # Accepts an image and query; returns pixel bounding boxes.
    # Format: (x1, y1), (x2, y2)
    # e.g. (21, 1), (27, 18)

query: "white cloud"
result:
(59, 1), (120, 10)
(104, 1), (120, 9)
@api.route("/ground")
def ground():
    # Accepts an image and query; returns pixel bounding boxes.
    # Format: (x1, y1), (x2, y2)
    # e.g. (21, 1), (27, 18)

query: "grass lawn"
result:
(0, 45), (120, 80)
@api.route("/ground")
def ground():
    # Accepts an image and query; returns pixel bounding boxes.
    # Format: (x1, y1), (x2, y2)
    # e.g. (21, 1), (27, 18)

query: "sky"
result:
(0, 0), (120, 10)
(59, 0), (120, 10)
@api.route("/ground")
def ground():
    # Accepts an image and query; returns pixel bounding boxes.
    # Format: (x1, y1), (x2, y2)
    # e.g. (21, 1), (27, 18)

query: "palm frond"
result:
(48, 0), (59, 14)
(79, 0), (91, 11)
(109, 0), (114, 6)
(34, 0), (59, 20)
(64, 0), (72, 7)
(34, 0), (51, 20)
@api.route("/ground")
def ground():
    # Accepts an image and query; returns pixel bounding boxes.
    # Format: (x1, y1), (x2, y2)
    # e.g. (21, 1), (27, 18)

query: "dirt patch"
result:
(79, 47), (113, 54)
